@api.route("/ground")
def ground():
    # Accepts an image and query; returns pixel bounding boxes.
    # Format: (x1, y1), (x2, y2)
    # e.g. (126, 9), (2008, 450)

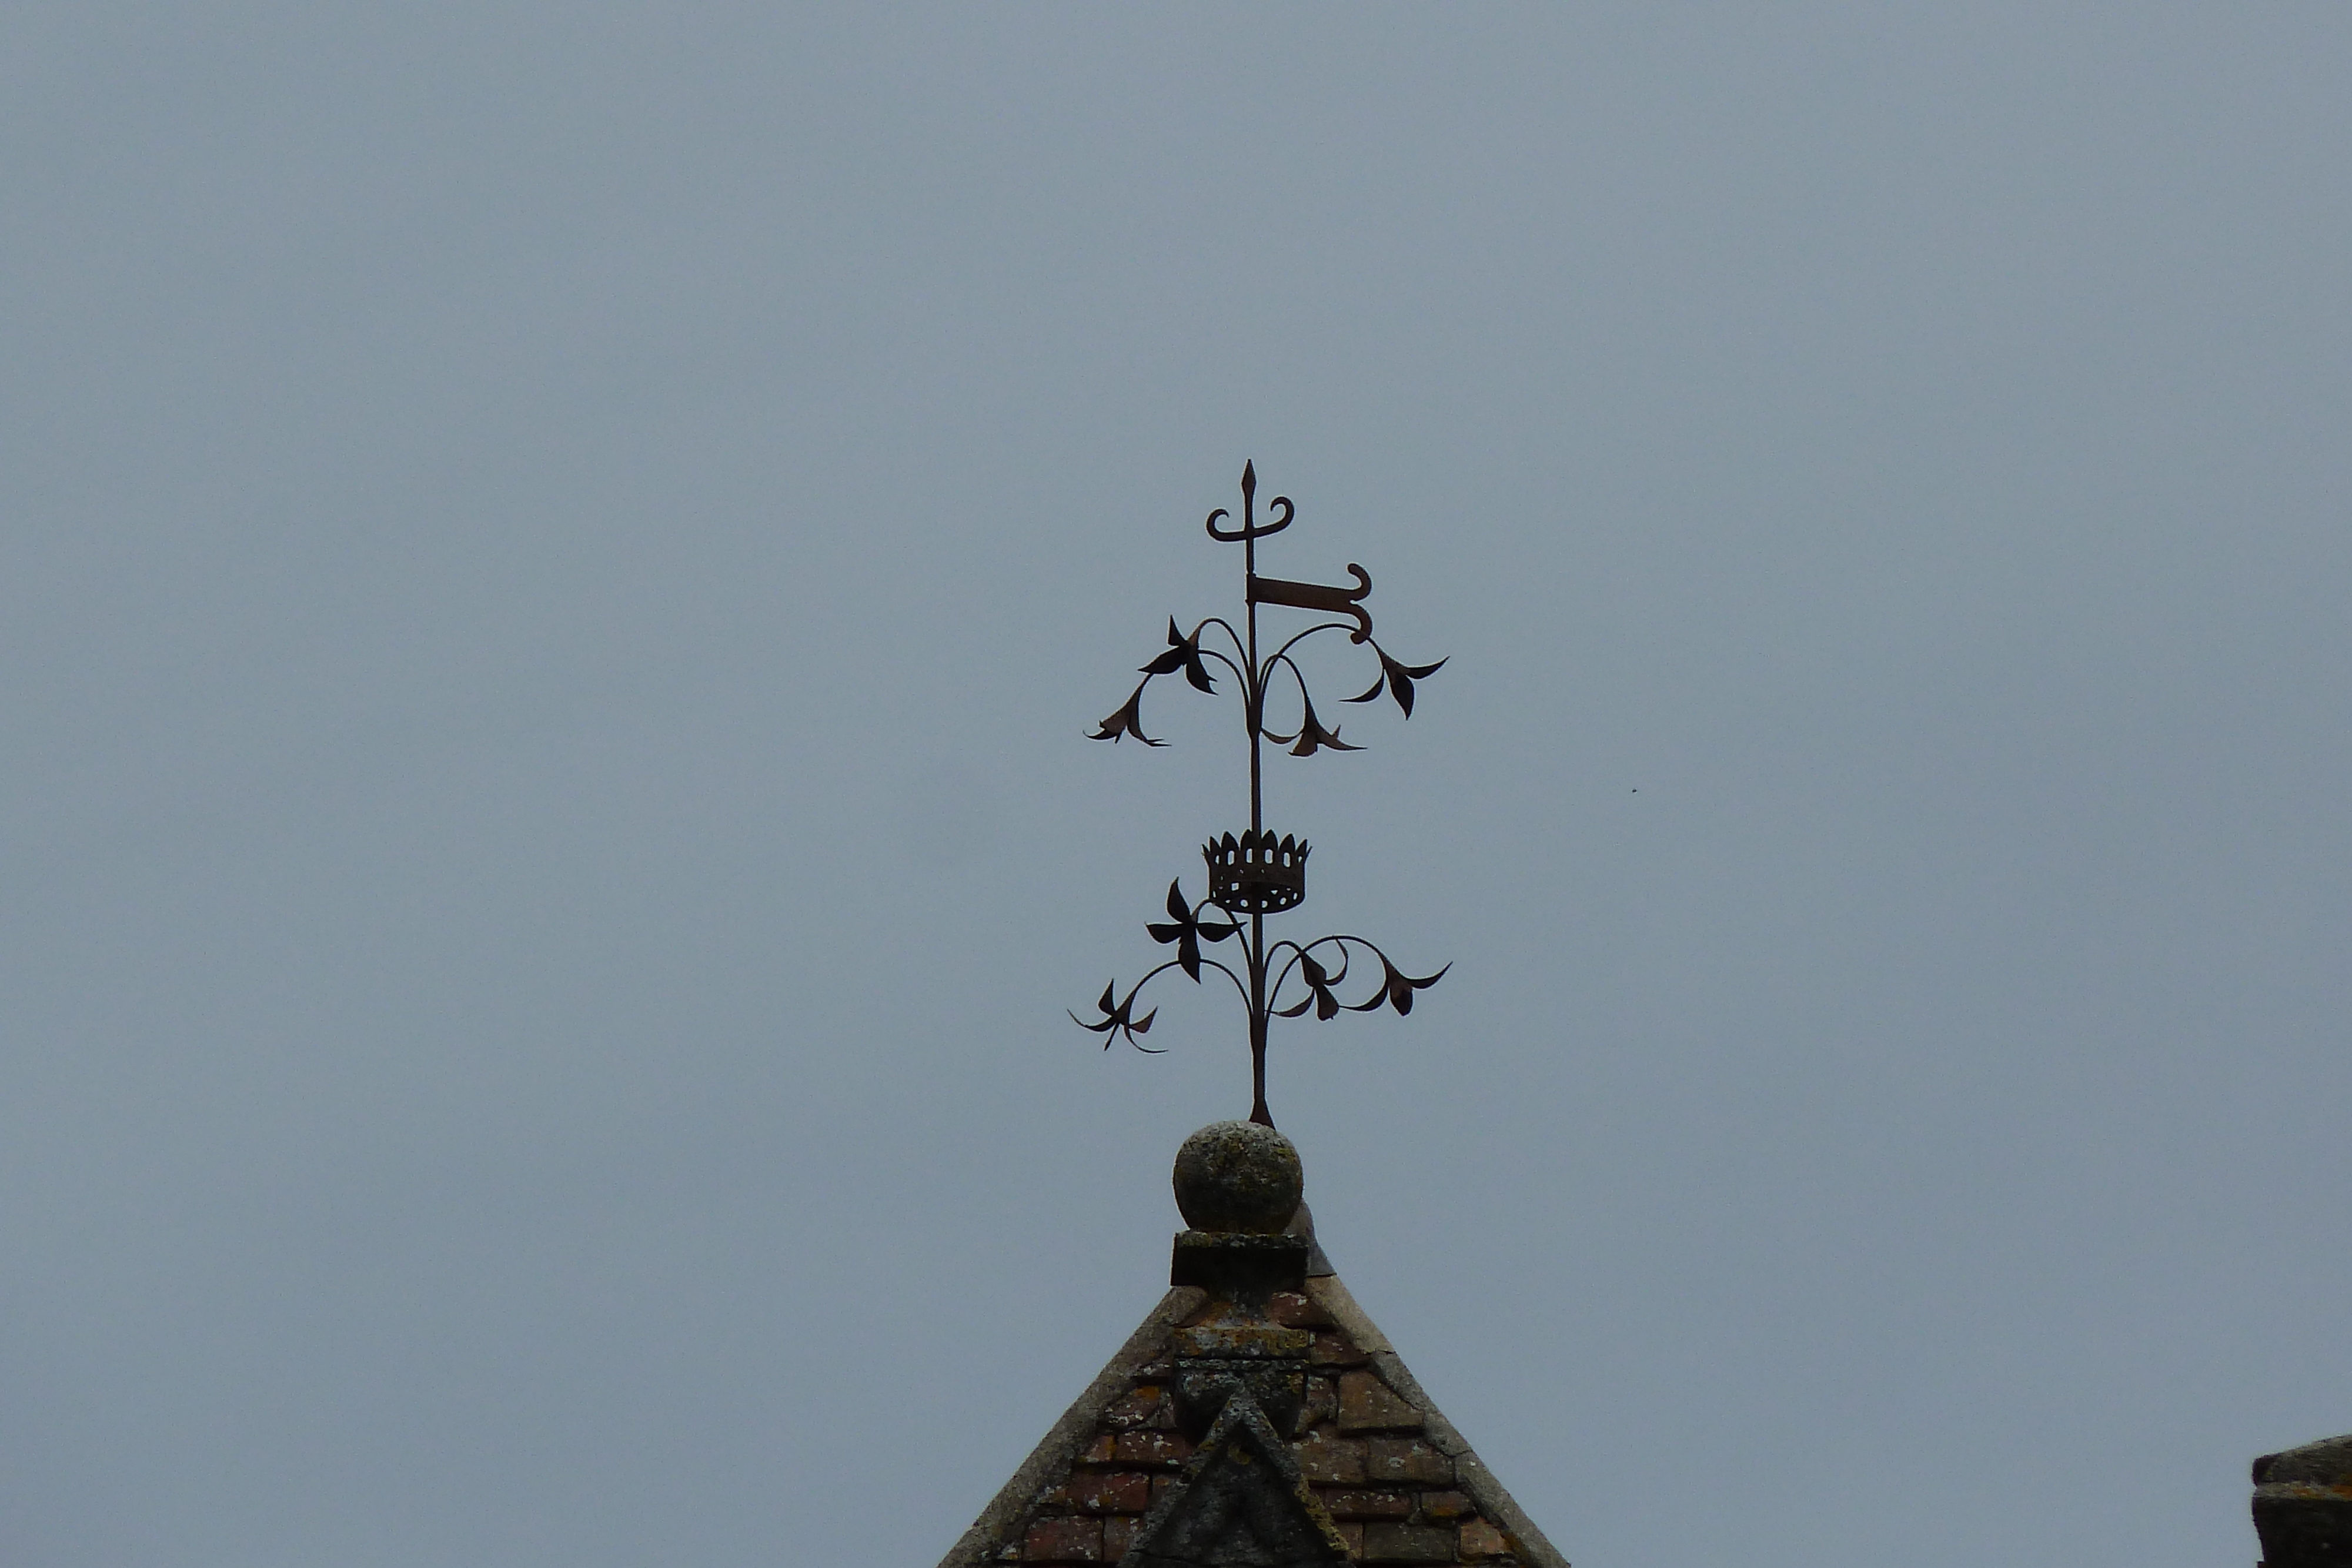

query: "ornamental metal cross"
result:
(1074, 461), (1448, 1127)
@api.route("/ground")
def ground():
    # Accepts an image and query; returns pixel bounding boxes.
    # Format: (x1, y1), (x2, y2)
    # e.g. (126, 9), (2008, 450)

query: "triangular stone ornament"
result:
(937, 1125), (1569, 1568)
(1121, 1388), (1348, 1567)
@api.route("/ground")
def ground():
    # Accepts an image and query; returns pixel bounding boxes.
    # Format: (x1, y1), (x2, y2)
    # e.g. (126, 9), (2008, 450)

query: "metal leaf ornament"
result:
(1071, 980), (1160, 1050)
(1347, 956), (1452, 1017)
(1144, 880), (1237, 981)
(1140, 617), (1217, 693)
(1344, 644), (1448, 718)
(1275, 951), (1345, 1021)
(1088, 681), (1164, 746)
(1270, 690), (1361, 757)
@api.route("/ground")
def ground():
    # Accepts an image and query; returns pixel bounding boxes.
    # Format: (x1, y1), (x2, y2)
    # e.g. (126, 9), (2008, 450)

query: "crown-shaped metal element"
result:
(1202, 830), (1309, 915)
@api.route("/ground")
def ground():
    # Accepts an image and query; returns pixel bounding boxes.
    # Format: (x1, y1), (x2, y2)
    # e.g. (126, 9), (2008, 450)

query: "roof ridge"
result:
(1304, 1276), (1569, 1568)
(937, 1287), (1207, 1568)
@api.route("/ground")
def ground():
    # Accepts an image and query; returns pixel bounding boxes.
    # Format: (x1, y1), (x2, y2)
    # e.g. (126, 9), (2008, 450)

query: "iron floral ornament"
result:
(1075, 461), (1448, 1127)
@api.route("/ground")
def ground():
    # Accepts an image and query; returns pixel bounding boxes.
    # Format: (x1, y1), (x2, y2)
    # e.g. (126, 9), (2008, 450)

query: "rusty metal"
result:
(1248, 566), (1373, 643)
(1202, 831), (1307, 915)
(1075, 460), (1448, 1127)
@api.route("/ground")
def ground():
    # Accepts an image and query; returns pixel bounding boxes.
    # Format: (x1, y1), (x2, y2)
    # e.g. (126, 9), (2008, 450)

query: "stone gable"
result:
(940, 1275), (1566, 1568)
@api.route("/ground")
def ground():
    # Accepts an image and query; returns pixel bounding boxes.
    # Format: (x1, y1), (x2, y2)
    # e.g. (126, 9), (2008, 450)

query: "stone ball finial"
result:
(1172, 1121), (1304, 1234)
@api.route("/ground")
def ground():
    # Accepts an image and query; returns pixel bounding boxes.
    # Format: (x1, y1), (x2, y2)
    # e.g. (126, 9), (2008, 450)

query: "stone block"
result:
(1312, 1331), (1372, 1368)
(1023, 1516), (1102, 1562)
(1073, 1472), (1152, 1514)
(1171, 1231), (1309, 1291)
(1334, 1522), (1365, 1556)
(2254, 1433), (2352, 1568)
(1101, 1516), (1141, 1560)
(1338, 1370), (1425, 1432)
(1459, 1517), (1509, 1558)
(1299, 1430), (1367, 1485)
(1319, 1489), (1415, 1520)
(1362, 1522), (1458, 1563)
(1366, 1437), (1452, 1486)
(1111, 1430), (1193, 1467)
(1174, 1323), (1312, 1359)
(1419, 1490), (1475, 1520)
(1079, 1435), (1117, 1465)
(1175, 1365), (1304, 1440)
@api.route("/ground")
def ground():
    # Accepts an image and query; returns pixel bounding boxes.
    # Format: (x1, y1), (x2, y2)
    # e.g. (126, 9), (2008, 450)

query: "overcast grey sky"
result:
(3, 5), (2348, 1565)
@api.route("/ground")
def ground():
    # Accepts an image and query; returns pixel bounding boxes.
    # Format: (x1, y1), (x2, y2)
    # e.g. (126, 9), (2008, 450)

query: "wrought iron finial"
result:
(1075, 461), (1448, 1127)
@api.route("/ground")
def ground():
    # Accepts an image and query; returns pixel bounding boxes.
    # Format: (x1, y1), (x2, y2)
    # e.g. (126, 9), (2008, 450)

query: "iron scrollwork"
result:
(1074, 461), (1448, 1127)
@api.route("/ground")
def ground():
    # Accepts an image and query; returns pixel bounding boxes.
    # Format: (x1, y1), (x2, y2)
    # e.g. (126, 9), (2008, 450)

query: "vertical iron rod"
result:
(1242, 463), (1272, 1125)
